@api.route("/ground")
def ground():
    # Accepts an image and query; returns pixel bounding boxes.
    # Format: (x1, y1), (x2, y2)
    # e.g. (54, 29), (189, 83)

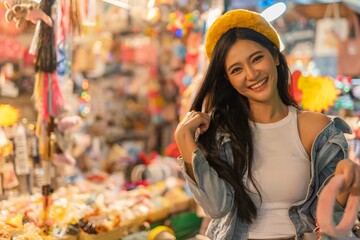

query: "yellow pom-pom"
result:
(0, 104), (19, 127)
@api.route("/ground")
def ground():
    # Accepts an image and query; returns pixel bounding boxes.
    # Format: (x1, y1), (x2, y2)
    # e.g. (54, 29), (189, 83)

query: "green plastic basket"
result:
(169, 211), (202, 240)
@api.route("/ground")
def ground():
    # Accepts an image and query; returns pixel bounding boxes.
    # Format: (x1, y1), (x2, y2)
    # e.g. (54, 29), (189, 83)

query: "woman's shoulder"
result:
(297, 110), (351, 133)
(297, 110), (331, 133)
(296, 110), (332, 157)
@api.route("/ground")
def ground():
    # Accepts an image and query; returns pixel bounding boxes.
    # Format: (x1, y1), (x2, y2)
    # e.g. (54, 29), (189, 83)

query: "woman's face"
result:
(225, 39), (280, 105)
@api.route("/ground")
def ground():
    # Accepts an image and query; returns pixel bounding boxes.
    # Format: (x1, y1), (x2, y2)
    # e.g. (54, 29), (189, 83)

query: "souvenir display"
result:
(1, 0), (360, 239)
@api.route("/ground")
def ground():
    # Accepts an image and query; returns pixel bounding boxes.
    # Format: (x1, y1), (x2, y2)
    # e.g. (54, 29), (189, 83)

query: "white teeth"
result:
(250, 79), (266, 89)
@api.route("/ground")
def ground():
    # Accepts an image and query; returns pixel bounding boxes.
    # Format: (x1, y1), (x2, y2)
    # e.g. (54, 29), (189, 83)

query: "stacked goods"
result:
(0, 177), (194, 239)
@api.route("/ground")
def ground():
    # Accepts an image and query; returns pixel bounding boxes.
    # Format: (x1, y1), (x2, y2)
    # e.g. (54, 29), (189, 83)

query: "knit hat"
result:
(205, 9), (280, 60)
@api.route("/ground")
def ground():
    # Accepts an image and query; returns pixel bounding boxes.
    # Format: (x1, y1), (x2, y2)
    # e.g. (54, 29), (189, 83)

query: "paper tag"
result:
(14, 125), (30, 175)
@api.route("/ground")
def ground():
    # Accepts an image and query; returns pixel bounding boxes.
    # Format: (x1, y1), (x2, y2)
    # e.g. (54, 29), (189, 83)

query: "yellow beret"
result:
(205, 9), (280, 60)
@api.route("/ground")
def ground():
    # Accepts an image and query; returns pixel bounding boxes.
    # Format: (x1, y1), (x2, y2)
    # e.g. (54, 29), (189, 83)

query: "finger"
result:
(186, 110), (194, 116)
(182, 111), (211, 132)
(342, 165), (356, 191)
(185, 110), (197, 120)
(350, 166), (360, 195)
(336, 160), (356, 190)
(199, 123), (209, 134)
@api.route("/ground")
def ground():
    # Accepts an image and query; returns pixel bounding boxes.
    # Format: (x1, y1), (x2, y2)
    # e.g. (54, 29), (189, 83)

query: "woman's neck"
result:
(250, 102), (289, 124)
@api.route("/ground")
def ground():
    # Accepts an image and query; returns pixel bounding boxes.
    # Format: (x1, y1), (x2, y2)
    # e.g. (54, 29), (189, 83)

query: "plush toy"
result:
(4, 0), (30, 28)
(4, 0), (52, 28)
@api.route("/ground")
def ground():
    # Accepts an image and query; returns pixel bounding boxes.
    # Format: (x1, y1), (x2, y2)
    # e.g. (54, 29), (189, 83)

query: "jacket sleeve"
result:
(178, 147), (235, 219)
(314, 118), (356, 238)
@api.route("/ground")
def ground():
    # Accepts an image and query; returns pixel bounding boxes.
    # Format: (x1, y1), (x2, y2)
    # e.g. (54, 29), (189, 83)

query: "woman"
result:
(174, 9), (360, 240)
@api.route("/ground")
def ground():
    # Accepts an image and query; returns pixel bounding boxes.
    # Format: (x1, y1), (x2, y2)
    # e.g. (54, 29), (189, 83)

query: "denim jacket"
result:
(178, 116), (354, 240)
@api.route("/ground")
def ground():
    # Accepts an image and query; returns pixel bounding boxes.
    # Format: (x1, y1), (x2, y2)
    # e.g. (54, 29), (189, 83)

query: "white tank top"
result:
(247, 106), (311, 238)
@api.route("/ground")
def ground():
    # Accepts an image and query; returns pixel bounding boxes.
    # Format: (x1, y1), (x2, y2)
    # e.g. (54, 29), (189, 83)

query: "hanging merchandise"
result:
(297, 74), (340, 112)
(14, 124), (31, 195)
(56, 0), (72, 77)
(313, 3), (348, 77)
(338, 12), (360, 77)
(28, 19), (41, 55)
(35, 1), (56, 73)
(33, 0), (64, 121)
(314, 3), (349, 57)
(3, 0), (34, 28)
(3, 0), (52, 28)
(31, 2), (65, 212)
(78, 0), (97, 27)
(69, 0), (82, 35)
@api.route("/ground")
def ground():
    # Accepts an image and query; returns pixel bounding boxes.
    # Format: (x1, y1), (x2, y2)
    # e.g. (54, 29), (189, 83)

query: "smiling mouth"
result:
(249, 78), (267, 90)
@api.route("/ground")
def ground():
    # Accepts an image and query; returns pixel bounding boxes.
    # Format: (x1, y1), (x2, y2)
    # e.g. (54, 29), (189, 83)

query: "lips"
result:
(249, 78), (267, 90)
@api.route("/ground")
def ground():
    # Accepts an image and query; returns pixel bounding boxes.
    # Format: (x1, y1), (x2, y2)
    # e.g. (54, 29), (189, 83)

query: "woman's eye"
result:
(253, 55), (264, 62)
(231, 67), (242, 74)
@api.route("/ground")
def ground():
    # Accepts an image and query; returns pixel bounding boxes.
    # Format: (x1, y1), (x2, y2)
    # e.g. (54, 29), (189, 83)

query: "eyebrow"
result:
(226, 50), (264, 73)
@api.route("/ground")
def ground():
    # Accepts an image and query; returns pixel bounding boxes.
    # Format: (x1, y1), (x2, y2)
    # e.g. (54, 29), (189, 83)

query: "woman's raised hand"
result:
(175, 111), (211, 139)
(174, 111), (211, 180)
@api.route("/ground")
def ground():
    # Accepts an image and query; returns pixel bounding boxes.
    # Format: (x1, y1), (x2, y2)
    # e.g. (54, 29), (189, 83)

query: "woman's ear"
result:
(274, 54), (280, 66)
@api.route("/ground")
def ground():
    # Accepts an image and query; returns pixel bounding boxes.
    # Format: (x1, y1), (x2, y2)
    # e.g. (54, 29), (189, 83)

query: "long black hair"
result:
(190, 28), (298, 223)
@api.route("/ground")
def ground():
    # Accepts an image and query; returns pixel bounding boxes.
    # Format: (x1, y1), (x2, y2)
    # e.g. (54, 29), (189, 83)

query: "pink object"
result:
(26, 8), (53, 27)
(57, 116), (82, 132)
(316, 175), (359, 237)
(53, 152), (76, 166)
(42, 73), (65, 119)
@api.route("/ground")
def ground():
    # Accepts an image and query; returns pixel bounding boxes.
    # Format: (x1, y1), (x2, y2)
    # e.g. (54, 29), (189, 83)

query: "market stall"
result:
(1, 0), (360, 239)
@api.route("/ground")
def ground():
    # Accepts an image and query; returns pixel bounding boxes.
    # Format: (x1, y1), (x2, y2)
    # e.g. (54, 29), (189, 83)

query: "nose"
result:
(244, 65), (259, 82)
